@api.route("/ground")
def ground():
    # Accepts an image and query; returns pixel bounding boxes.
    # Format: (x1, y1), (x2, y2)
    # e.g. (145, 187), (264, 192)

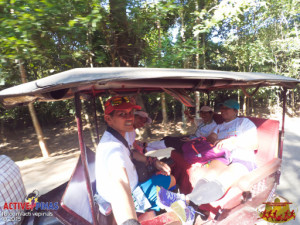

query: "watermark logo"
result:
(25, 190), (39, 211)
(1, 189), (59, 223)
(258, 197), (297, 223)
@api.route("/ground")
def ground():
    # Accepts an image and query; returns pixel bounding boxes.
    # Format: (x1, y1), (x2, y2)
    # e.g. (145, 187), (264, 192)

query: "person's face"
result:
(199, 111), (213, 123)
(220, 106), (237, 122)
(105, 108), (135, 136)
(134, 115), (148, 129)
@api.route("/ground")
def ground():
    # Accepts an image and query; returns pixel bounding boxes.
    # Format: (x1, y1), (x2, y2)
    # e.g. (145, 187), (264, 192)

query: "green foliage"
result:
(0, 0), (299, 127)
(0, 100), (74, 129)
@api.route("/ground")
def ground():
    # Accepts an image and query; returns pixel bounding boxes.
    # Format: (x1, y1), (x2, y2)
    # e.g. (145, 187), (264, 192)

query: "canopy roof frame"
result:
(0, 67), (299, 107)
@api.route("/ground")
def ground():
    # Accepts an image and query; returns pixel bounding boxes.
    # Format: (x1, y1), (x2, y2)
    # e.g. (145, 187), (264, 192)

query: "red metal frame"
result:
(74, 93), (98, 225)
(92, 96), (100, 143)
(70, 88), (288, 225)
(279, 88), (287, 159)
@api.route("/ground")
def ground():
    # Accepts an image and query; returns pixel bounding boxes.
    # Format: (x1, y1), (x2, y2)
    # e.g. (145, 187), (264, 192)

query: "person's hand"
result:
(214, 139), (224, 149)
(154, 160), (171, 176)
(206, 136), (214, 144)
(184, 109), (190, 116)
(206, 133), (217, 144)
(184, 109), (194, 122)
(215, 137), (236, 150)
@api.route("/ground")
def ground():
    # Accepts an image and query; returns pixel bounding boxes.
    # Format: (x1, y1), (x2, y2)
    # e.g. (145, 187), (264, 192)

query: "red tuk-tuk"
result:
(0, 68), (299, 225)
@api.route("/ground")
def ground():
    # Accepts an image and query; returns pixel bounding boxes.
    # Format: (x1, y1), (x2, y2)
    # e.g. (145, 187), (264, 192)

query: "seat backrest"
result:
(247, 117), (279, 167)
(60, 147), (97, 225)
(213, 114), (280, 167)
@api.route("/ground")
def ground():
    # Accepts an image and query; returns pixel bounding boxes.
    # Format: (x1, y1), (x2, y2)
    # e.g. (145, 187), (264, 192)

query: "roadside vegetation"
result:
(0, 0), (299, 157)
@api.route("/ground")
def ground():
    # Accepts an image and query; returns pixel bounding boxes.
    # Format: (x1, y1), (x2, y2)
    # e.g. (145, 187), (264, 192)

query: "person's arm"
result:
(214, 136), (237, 150)
(109, 166), (138, 224)
(215, 119), (258, 151)
(184, 109), (194, 123)
(132, 149), (147, 163)
(154, 160), (171, 175)
(132, 150), (171, 175)
(206, 132), (218, 145)
(234, 119), (258, 150)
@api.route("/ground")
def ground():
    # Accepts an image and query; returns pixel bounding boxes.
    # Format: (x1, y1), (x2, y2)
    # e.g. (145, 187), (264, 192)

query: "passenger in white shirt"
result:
(125, 111), (152, 152)
(146, 106), (217, 152)
(157, 99), (259, 212)
(187, 99), (258, 205)
(96, 96), (177, 225)
(184, 106), (217, 140)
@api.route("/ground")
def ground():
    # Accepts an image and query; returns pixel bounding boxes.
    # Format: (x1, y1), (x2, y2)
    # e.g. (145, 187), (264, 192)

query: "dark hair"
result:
(103, 110), (115, 126)
(200, 111), (213, 114)
(108, 110), (115, 116)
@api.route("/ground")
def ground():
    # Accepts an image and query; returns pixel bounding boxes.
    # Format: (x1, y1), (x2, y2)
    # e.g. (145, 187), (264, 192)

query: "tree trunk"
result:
(207, 92), (210, 106)
(18, 60), (49, 158)
(172, 102), (176, 122)
(291, 90), (295, 116)
(204, 93), (207, 105)
(99, 97), (105, 113)
(195, 91), (200, 119)
(181, 104), (187, 134)
(161, 93), (168, 126)
(156, 17), (168, 131)
(0, 120), (6, 143)
(250, 97), (254, 115)
(202, 33), (206, 69)
(83, 101), (98, 150)
(180, 6), (188, 129)
(238, 89), (241, 108)
(243, 95), (247, 116)
(195, 1), (200, 70)
(157, 19), (161, 60)
(109, 0), (140, 66)
(246, 97), (250, 115)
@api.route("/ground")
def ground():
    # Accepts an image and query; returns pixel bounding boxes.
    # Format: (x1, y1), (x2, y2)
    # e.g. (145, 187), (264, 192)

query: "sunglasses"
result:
(197, 111), (211, 113)
(106, 96), (130, 107)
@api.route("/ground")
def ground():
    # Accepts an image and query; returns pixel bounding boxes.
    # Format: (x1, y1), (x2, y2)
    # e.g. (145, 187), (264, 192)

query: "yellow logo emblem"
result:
(258, 197), (297, 223)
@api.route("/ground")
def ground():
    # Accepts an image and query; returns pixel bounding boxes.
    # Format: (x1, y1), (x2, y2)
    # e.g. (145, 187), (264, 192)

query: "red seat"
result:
(141, 211), (181, 225)
(145, 115), (282, 224)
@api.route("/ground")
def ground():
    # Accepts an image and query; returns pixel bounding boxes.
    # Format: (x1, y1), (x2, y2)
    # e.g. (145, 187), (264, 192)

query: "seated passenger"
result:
(0, 155), (27, 224)
(146, 106), (217, 152)
(157, 99), (258, 215)
(184, 106), (217, 140)
(125, 110), (152, 154)
(96, 96), (182, 225)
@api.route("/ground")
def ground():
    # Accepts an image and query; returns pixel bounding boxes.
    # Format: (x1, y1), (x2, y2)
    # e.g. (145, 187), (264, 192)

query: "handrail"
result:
(75, 93), (98, 225)
(236, 158), (282, 192)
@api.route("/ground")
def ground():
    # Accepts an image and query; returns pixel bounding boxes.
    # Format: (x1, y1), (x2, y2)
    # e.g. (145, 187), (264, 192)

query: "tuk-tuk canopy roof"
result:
(0, 67), (299, 107)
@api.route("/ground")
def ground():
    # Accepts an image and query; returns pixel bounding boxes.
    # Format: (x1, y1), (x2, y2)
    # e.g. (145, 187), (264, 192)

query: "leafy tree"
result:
(0, 0), (299, 152)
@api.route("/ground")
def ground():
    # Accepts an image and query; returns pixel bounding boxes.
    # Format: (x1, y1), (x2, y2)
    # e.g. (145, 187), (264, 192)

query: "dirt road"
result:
(276, 116), (300, 225)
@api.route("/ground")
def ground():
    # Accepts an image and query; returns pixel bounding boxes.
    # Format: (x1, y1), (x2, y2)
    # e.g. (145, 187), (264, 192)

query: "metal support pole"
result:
(75, 93), (98, 225)
(92, 97), (100, 143)
(279, 88), (287, 159)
